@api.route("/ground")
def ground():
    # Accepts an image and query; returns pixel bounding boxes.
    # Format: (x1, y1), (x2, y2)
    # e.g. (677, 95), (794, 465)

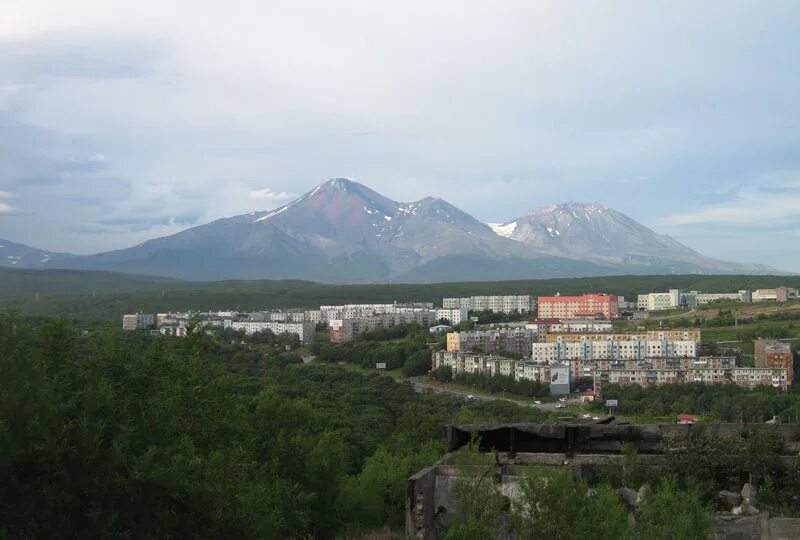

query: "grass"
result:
(331, 362), (405, 381)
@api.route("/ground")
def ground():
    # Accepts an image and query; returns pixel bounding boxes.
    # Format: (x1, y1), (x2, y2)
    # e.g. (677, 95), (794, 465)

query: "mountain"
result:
(53, 178), (580, 282)
(0, 181), (785, 281)
(489, 202), (778, 275)
(0, 238), (73, 269)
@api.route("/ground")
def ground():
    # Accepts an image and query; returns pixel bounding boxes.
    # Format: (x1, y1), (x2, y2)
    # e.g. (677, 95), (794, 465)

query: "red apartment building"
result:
(537, 293), (620, 320)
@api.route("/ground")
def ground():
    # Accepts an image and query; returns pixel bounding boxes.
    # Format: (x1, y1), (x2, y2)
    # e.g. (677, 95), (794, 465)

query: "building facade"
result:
(755, 339), (794, 383)
(446, 328), (539, 356)
(442, 295), (534, 314)
(227, 320), (316, 342)
(532, 338), (697, 362)
(594, 366), (789, 396)
(536, 293), (619, 319)
(122, 313), (155, 330)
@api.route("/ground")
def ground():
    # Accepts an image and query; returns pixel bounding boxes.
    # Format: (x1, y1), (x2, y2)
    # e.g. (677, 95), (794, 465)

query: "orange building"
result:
(537, 293), (620, 320)
(755, 339), (794, 384)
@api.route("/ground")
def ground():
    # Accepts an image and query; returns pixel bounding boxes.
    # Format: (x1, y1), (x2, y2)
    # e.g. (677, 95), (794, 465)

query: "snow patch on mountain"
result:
(488, 222), (517, 238)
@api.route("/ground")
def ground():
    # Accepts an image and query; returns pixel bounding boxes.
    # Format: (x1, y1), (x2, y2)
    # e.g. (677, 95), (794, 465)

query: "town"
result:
(123, 286), (798, 399)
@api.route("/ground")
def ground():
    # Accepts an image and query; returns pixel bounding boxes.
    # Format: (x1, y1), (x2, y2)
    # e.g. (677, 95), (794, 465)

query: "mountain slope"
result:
(50, 178), (558, 281)
(0, 238), (74, 269)
(490, 202), (779, 274)
(0, 183), (785, 281)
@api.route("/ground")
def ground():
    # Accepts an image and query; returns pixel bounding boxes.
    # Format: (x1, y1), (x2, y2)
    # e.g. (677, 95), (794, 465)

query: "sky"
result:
(1, 1), (799, 270)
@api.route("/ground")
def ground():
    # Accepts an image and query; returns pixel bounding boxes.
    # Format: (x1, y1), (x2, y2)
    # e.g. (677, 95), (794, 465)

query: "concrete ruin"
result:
(407, 421), (800, 540)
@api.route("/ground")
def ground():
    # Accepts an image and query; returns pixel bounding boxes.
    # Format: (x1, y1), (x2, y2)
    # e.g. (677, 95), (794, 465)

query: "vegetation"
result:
(445, 457), (711, 540)
(5, 267), (800, 322)
(0, 313), (548, 538)
(453, 371), (550, 398)
(594, 383), (800, 422)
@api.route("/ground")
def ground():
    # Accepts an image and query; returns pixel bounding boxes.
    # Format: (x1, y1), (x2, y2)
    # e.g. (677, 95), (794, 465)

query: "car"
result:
(558, 397), (566, 402)
(582, 413), (592, 418)
(466, 394), (475, 400)
(534, 400), (542, 405)
(555, 404), (566, 409)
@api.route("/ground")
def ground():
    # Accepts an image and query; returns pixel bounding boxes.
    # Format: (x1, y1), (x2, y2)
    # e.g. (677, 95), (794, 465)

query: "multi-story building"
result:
(442, 295), (534, 314)
(568, 356), (736, 381)
(694, 291), (752, 305)
(320, 303), (434, 322)
(122, 313), (155, 330)
(544, 329), (701, 345)
(435, 308), (469, 325)
(532, 337), (697, 362)
(446, 328), (539, 356)
(594, 366), (789, 396)
(227, 320), (316, 343)
(537, 293), (619, 320)
(755, 339), (794, 383)
(752, 287), (799, 302)
(328, 311), (437, 342)
(526, 319), (613, 334)
(432, 351), (571, 395)
(637, 295), (649, 311)
(641, 289), (697, 311)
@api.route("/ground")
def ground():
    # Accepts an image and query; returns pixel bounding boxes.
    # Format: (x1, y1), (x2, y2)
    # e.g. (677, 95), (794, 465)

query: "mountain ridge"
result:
(0, 179), (787, 281)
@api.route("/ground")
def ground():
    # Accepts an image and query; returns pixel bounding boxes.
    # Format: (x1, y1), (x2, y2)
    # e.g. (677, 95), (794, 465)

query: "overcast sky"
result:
(1, 1), (799, 270)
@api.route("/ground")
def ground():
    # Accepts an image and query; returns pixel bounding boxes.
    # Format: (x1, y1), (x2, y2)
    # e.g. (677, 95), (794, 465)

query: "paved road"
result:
(408, 379), (573, 412)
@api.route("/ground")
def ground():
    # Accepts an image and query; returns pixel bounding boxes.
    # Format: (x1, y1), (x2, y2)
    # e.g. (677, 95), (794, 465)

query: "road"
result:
(408, 378), (571, 412)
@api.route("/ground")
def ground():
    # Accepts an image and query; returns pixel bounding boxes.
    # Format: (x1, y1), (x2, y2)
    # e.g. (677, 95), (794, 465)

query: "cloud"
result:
(0, 0), (798, 270)
(0, 190), (15, 212)
(250, 188), (296, 205)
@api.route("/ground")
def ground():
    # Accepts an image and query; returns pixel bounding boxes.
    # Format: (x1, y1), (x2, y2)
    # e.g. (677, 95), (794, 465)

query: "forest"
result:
(0, 313), (549, 538)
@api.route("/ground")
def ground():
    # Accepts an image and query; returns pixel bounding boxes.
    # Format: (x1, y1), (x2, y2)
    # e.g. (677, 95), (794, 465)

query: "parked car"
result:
(555, 404), (566, 409)
(534, 400), (542, 405)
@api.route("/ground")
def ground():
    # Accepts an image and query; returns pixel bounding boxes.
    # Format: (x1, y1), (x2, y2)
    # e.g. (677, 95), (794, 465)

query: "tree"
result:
(635, 476), (711, 540)
(432, 365), (454, 382)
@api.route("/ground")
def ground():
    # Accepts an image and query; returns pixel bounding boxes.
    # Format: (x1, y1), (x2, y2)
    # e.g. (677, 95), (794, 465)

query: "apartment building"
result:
(442, 295), (534, 314)
(432, 351), (571, 394)
(532, 338), (697, 362)
(752, 287), (799, 302)
(328, 310), (437, 342)
(227, 320), (316, 342)
(435, 308), (469, 325)
(640, 289), (698, 311)
(568, 356), (736, 380)
(755, 339), (794, 382)
(446, 328), (539, 356)
(594, 366), (789, 396)
(537, 293), (619, 319)
(320, 303), (434, 321)
(122, 313), (155, 330)
(526, 318), (613, 334)
(544, 329), (702, 345)
(694, 291), (752, 305)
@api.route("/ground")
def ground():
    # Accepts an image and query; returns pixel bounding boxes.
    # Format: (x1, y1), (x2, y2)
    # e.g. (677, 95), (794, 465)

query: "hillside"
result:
(0, 179), (786, 282)
(3, 268), (800, 322)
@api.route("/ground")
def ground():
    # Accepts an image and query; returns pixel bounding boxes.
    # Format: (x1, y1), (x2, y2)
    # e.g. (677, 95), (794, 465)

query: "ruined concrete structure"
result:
(407, 421), (800, 540)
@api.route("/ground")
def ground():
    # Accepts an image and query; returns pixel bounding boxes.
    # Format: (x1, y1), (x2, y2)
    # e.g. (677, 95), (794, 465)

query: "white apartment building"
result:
(435, 308), (469, 325)
(226, 320), (316, 342)
(442, 295), (534, 314)
(320, 303), (434, 321)
(640, 289), (697, 311)
(532, 338), (697, 362)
